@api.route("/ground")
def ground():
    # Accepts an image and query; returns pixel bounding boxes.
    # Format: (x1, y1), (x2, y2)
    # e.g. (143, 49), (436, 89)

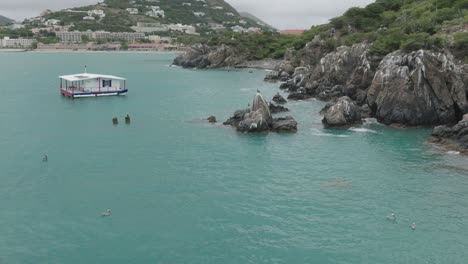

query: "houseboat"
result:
(59, 73), (127, 98)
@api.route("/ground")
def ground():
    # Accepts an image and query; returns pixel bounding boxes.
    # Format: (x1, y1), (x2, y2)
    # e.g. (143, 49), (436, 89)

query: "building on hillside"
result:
(1, 37), (36, 48)
(193, 12), (205, 17)
(131, 22), (168, 33)
(126, 8), (139, 14)
(146, 6), (165, 18)
(88, 10), (106, 19)
(167, 24), (197, 35)
(83, 16), (96, 21)
(209, 23), (226, 31)
(280, 29), (305, 35)
(56, 32), (82, 43)
(8, 23), (25, 30)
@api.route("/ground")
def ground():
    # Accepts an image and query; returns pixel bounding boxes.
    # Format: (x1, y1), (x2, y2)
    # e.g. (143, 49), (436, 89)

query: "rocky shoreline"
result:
(174, 42), (468, 152)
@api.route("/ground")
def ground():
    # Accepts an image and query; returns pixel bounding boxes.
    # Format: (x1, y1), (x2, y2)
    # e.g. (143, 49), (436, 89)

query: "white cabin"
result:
(59, 73), (127, 98)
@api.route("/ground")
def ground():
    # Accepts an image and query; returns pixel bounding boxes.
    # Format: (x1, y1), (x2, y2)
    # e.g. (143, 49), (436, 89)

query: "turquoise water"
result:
(0, 52), (468, 264)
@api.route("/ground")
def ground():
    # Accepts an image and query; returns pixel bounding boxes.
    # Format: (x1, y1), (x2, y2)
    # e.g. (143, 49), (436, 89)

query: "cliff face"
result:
(173, 44), (248, 69)
(367, 50), (466, 126)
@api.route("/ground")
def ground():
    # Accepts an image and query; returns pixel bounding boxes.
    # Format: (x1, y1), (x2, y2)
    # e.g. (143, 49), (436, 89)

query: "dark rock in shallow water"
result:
(272, 93), (287, 104)
(271, 116), (298, 133)
(207, 115), (217, 123)
(367, 50), (466, 126)
(428, 114), (468, 153)
(321, 96), (362, 128)
(288, 90), (311, 101)
(223, 108), (249, 127)
(269, 102), (289, 114)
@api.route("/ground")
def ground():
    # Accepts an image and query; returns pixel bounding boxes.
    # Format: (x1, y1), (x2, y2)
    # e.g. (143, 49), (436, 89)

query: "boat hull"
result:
(61, 89), (128, 98)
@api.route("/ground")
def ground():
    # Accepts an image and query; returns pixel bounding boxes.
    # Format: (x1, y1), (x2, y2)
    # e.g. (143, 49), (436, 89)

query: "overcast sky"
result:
(0, 0), (374, 29)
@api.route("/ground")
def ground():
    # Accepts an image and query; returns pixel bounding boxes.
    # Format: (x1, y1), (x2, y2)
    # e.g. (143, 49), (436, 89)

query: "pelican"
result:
(411, 222), (416, 230)
(101, 209), (112, 217)
(386, 213), (396, 221)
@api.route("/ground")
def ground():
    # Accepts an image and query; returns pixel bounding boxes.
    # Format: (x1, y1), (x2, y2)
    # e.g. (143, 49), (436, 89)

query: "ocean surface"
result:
(0, 52), (467, 264)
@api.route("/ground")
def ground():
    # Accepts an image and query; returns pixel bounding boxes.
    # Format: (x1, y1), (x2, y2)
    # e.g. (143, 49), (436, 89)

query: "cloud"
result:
(1, 0), (374, 29)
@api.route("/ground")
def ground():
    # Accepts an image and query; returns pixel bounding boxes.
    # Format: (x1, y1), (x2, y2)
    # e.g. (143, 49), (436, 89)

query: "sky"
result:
(0, 0), (374, 29)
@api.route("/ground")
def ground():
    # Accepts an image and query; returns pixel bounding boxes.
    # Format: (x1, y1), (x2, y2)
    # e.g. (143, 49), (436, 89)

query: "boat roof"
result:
(59, 73), (126, 82)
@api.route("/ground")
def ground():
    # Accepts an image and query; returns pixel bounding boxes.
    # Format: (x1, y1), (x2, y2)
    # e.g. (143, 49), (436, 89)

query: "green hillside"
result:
(193, 0), (467, 61)
(0, 15), (13, 26)
(239, 12), (277, 31)
(42, 0), (265, 32)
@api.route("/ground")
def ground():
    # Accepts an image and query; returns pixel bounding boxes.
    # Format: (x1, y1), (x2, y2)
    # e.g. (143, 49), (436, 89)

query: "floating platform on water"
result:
(59, 73), (127, 98)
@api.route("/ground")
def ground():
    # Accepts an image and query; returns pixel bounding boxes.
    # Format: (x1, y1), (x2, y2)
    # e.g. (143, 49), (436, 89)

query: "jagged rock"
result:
(224, 93), (297, 133)
(288, 89), (311, 101)
(207, 116), (217, 123)
(173, 43), (247, 69)
(321, 96), (362, 128)
(367, 50), (466, 126)
(236, 93), (273, 133)
(293, 67), (308, 76)
(223, 108), (249, 127)
(264, 70), (280, 82)
(360, 104), (372, 119)
(428, 114), (468, 153)
(269, 102), (289, 114)
(274, 60), (295, 75)
(271, 116), (298, 133)
(272, 93), (287, 104)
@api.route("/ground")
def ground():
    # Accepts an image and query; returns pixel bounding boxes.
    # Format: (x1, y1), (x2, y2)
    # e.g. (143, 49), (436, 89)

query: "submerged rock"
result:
(367, 50), (466, 126)
(428, 114), (468, 153)
(207, 115), (217, 123)
(321, 96), (362, 128)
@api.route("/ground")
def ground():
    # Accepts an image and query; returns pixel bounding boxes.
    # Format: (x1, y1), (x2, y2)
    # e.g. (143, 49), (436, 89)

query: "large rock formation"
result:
(173, 44), (247, 69)
(224, 93), (297, 133)
(284, 43), (375, 102)
(367, 50), (467, 126)
(429, 114), (468, 153)
(321, 96), (362, 128)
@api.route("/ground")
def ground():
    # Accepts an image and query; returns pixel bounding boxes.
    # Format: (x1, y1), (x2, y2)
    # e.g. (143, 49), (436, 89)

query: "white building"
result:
(88, 10), (105, 19)
(145, 6), (165, 18)
(167, 24), (197, 35)
(126, 8), (139, 15)
(193, 12), (205, 17)
(56, 32), (83, 43)
(1, 37), (36, 48)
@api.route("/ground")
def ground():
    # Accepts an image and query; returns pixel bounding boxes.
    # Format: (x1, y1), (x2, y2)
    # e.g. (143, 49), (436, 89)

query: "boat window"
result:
(102, 80), (112, 87)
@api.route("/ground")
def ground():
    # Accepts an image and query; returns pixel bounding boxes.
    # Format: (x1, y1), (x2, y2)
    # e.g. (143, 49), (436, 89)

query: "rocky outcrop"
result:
(207, 116), (217, 123)
(281, 43), (376, 102)
(271, 116), (298, 133)
(224, 93), (297, 133)
(173, 43), (247, 69)
(428, 114), (468, 153)
(269, 102), (289, 114)
(367, 50), (467, 126)
(272, 93), (287, 104)
(236, 92), (273, 133)
(321, 96), (362, 128)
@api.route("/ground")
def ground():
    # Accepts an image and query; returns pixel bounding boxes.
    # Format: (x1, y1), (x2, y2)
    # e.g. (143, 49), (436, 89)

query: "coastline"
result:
(29, 49), (184, 54)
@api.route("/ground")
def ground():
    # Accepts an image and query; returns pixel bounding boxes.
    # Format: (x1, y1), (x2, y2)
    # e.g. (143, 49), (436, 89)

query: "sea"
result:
(0, 52), (467, 264)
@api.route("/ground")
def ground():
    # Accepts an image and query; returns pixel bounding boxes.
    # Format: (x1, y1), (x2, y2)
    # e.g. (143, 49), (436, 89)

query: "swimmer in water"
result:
(411, 222), (416, 230)
(42, 154), (48, 162)
(386, 213), (396, 221)
(101, 209), (112, 217)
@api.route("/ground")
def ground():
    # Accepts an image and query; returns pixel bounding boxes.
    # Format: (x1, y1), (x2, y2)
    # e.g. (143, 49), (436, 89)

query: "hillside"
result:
(0, 15), (13, 26)
(239, 12), (277, 31)
(41, 0), (267, 33)
(182, 0), (467, 61)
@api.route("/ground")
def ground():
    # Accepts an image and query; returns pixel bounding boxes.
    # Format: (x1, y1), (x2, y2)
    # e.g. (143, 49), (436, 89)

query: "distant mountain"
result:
(38, 0), (268, 33)
(239, 12), (277, 31)
(0, 15), (13, 26)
